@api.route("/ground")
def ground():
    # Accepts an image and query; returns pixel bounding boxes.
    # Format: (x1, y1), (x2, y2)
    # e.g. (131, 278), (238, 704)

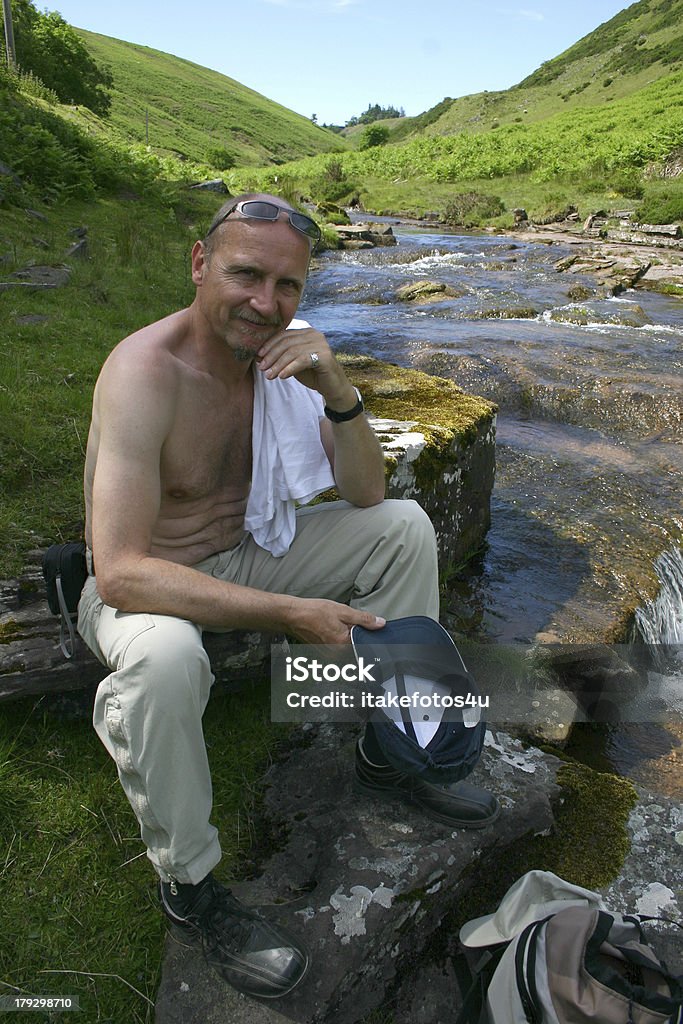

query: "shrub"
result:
(443, 191), (505, 227)
(610, 168), (645, 199)
(205, 146), (235, 170)
(358, 123), (390, 150)
(309, 156), (356, 203)
(635, 191), (683, 226)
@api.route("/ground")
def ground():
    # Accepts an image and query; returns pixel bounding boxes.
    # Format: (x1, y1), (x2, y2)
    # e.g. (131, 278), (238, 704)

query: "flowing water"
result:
(300, 222), (683, 797)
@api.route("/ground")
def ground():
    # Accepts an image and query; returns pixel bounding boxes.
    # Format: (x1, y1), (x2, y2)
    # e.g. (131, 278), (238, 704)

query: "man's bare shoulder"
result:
(100, 311), (189, 380)
(97, 310), (191, 391)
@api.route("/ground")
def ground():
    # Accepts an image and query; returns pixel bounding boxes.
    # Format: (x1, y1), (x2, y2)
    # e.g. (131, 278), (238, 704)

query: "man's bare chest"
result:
(160, 379), (252, 501)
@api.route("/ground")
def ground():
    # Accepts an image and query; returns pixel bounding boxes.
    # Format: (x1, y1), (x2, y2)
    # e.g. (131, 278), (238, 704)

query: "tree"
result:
(358, 123), (390, 149)
(9, 0), (113, 115)
(346, 103), (405, 127)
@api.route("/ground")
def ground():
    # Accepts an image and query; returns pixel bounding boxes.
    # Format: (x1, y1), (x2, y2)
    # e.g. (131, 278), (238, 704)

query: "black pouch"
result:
(42, 541), (88, 658)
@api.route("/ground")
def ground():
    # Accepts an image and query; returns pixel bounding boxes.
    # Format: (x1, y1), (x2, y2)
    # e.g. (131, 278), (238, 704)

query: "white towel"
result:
(244, 319), (336, 556)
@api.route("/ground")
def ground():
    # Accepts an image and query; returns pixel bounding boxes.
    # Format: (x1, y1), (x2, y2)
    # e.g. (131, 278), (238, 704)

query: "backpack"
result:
(351, 615), (486, 784)
(455, 872), (682, 1024)
(42, 541), (88, 659)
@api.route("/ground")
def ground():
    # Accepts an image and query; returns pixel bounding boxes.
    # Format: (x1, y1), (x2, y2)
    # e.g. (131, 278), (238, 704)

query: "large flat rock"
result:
(155, 727), (559, 1024)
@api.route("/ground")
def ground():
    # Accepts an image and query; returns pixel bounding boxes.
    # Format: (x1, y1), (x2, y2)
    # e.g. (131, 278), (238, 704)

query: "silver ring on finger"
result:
(310, 351), (320, 368)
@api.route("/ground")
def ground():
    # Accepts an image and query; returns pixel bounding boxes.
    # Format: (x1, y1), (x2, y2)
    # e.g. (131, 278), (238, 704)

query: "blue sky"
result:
(49, 0), (630, 124)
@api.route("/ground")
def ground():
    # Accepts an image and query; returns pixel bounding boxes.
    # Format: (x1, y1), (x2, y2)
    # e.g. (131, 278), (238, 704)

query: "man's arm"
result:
(90, 346), (383, 643)
(256, 326), (386, 506)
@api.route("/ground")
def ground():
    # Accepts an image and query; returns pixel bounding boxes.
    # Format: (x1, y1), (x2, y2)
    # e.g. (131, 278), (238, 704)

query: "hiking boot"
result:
(159, 873), (309, 999)
(354, 740), (500, 829)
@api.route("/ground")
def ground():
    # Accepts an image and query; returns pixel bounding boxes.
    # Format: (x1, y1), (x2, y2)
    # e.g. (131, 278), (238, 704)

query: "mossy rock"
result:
(550, 303), (650, 328)
(339, 354), (495, 443)
(395, 281), (464, 303)
(471, 306), (539, 320)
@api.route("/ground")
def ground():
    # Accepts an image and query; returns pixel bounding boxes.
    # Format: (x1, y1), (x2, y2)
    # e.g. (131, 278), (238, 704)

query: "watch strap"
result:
(324, 387), (364, 423)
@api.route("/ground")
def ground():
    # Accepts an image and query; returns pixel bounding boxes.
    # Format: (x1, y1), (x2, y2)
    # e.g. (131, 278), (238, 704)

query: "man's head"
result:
(190, 193), (316, 362)
(202, 193), (321, 262)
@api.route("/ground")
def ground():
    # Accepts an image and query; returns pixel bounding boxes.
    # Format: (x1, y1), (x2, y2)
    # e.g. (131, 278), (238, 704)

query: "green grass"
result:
(0, 187), (221, 575)
(71, 30), (345, 167)
(0, 679), (291, 1023)
(236, 72), (683, 198)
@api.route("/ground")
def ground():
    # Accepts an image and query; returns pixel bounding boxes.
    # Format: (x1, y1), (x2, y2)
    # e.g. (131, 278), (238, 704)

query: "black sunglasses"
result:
(205, 200), (322, 246)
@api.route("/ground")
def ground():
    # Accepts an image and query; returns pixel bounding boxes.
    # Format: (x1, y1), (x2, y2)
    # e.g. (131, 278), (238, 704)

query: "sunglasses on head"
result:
(205, 200), (322, 246)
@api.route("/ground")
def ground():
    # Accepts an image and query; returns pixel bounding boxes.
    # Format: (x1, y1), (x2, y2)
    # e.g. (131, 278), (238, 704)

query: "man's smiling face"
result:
(191, 216), (310, 361)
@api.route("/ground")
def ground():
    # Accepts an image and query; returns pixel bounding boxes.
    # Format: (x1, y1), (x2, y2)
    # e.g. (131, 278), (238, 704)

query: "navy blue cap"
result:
(351, 615), (486, 785)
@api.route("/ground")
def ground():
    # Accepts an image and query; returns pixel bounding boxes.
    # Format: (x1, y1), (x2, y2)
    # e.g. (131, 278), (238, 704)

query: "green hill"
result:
(390, 0), (683, 142)
(71, 29), (344, 167)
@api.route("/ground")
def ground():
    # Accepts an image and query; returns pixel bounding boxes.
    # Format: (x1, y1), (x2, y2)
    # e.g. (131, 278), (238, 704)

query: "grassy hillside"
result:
(390, 0), (683, 142)
(71, 29), (345, 167)
(235, 70), (683, 223)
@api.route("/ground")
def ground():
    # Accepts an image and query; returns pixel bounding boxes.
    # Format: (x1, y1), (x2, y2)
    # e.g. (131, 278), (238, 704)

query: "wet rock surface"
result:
(155, 726), (560, 1024)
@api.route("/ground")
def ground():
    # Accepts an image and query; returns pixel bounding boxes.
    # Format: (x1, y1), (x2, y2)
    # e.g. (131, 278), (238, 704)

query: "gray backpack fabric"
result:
(456, 881), (682, 1024)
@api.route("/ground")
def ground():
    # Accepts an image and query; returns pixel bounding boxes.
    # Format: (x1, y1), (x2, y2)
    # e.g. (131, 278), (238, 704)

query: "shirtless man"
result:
(77, 194), (495, 1000)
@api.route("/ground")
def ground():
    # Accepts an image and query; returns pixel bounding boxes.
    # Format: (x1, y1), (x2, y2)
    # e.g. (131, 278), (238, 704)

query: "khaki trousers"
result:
(77, 499), (439, 883)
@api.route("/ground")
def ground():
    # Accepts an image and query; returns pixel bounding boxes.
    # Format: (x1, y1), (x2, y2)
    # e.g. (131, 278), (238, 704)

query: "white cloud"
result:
(517, 8), (544, 20)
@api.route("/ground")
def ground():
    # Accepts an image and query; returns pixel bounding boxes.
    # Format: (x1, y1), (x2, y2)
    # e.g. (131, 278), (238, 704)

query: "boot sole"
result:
(353, 776), (501, 830)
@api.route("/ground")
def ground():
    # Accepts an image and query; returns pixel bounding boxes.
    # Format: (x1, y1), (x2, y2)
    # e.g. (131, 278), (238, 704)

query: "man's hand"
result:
(256, 327), (356, 411)
(287, 597), (385, 645)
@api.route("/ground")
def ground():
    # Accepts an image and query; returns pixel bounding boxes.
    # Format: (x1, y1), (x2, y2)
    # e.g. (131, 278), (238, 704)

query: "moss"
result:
(0, 619), (22, 645)
(425, 759), (639, 968)
(546, 763), (637, 887)
(340, 354), (496, 445)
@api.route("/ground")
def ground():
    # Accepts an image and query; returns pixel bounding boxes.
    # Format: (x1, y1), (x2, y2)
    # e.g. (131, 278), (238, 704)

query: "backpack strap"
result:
(454, 945), (509, 1024)
(514, 919), (547, 1024)
(56, 575), (78, 660)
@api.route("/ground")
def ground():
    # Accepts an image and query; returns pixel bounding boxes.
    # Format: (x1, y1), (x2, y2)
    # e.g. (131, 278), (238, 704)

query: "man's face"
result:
(191, 217), (310, 361)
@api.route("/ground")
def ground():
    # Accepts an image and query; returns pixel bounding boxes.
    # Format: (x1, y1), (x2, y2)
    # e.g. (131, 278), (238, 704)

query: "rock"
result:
(638, 263), (683, 294)
(603, 789), (683, 969)
(537, 643), (646, 720)
(342, 355), (496, 569)
(65, 238), (88, 259)
(633, 222), (681, 238)
(0, 160), (21, 185)
(14, 314), (50, 325)
(555, 249), (651, 295)
(0, 264), (72, 293)
(25, 208), (48, 222)
(32, 237), (50, 249)
(554, 254), (579, 272)
(70, 226), (88, 238)
(549, 301), (650, 328)
(341, 239), (375, 251)
(155, 726), (561, 1024)
(189, 179), (230, 194)
(471, 306), (539, 320)
(396, 281), (460, 302)
(603, 229), (683, 250)
(334, 223), (397, 247)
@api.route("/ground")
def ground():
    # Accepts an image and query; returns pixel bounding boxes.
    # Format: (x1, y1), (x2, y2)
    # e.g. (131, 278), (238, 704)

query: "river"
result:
(299, 221), (682, 798)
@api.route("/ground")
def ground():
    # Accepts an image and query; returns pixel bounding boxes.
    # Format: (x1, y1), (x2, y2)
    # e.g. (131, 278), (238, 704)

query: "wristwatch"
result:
(324, 387), (364, 423)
